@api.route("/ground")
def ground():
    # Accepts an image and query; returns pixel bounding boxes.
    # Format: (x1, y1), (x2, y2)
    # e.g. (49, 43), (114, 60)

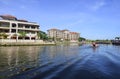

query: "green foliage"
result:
(78, 37), (86, 42)
(115, 37), (120, 40)
(0, 33), (8, 39)
(19, 31), (26, 39)
(37, 31), (48, 40)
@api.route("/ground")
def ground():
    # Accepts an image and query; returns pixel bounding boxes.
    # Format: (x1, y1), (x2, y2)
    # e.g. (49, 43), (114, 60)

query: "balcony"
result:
(0, 26), (9, 29)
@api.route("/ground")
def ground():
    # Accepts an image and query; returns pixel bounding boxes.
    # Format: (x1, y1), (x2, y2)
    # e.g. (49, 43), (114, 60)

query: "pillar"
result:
(16, 23), (18, 42)
(9, 22), (12, 39)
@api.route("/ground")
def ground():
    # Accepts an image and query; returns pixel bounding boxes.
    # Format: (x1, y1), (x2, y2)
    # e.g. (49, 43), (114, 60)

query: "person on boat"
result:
(92, 42), (97, 47)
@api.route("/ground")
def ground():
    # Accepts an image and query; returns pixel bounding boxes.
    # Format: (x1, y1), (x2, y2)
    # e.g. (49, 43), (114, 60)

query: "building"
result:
(47, 28), (80, 41)
(61, 29), (70, 40)
(69, 32), (80, 41)
(0, 15), (40, 40)
(47, 28), (62, 40)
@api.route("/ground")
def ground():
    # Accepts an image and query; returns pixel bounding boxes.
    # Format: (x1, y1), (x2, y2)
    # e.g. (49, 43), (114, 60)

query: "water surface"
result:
(0, 44), (120, 79)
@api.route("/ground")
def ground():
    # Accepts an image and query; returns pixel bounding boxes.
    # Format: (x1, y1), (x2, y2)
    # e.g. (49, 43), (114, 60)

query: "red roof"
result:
(48, 28), (60, 31)
(0, 14), (17, 20)
(61, 29), (69, 32)
(17, 19), (28, 22)
(70, 32), (79, 34)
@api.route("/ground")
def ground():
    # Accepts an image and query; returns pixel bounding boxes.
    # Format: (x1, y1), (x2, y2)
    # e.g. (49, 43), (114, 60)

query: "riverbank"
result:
(0, 43), (55, 46)
(0, 39), (55, 46)
(0, 39), (82, 46)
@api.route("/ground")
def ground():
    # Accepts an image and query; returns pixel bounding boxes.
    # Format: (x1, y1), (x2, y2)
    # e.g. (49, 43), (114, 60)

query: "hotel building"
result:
(61, 29), (70, 40)
(47, 28), (62, 39)
(69, 32), (80, 40)
(0, 15), (40, 40)
(47, 28), (80, 41)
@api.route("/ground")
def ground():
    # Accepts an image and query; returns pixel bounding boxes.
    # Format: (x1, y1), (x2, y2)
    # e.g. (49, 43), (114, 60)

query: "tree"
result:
(115, 37), (120, 40)
(19, 31), (26, 40)
(78, 37), (86, 42)
(37, 31), (48, 40)
(0, 33), (8, 39)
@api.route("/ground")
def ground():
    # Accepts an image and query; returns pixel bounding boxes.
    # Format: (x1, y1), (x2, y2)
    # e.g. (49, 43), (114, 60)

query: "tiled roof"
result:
(70, 32), (79, 34)
(0, 15), (17, 20)
(48, 28), (60, 31)
(61, 29), (69, 32)
(17, 19), (28, 22)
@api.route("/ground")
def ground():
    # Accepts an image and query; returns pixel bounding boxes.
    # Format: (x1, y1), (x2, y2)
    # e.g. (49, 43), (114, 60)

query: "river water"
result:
(0, 44), (120, 79)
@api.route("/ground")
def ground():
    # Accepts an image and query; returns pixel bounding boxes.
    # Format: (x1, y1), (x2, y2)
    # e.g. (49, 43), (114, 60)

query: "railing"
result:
(0, 39), (43, 43)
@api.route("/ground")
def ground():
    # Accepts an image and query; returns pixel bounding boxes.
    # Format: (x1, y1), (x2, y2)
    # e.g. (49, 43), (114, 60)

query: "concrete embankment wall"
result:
(0, 39), (55, 46)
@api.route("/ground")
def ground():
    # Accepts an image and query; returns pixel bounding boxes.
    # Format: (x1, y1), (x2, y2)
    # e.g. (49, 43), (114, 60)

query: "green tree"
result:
(0, 33), (8, 39)
(115, 37), (120, 40)
(78, 37), (86, 42)
(37, 31), (48, 40)
(19, 31), (26, 40)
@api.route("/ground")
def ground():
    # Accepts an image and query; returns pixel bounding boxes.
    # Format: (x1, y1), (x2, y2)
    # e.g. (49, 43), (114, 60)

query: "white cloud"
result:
(89, 0), (106, 11)
(65, 20), (83, 27)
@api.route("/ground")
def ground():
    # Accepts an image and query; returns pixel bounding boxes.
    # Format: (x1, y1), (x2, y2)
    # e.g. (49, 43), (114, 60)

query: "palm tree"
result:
(37, 32), (41, 40)
(19, 31), (26, 40)
(0, 33), (8, 39)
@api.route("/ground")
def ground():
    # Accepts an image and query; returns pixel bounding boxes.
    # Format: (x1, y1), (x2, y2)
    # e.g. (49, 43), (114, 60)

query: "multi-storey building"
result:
(47, 28), (62, 39)
(0, 15), (40, 40)
(47, 28), (80, 41)
(61, 29), (70, 40)
(69, 32), (80, 40)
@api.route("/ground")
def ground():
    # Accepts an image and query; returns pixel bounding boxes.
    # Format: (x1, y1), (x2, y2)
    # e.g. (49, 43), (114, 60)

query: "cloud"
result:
(89, 0), (106, 11)
(65, 20), (83, 27)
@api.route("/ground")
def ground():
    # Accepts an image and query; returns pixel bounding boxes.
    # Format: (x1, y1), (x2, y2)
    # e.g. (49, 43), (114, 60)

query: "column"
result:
(30, 32), (31, 40)
(9, 22), (12, 39)
(16, 23), (18, 42)
(35, 32), (37, 40)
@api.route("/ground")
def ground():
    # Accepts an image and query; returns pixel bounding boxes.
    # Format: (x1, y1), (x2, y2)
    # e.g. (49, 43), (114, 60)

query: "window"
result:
(11, 29), (16, 33)
(31, 31), (35, 34)
(12, 23), (16, 27)
(31, 26), (35, 29)
(18, 24), (23, 28)
(25, 25), (30, 28)
(0, 22), (9, 27)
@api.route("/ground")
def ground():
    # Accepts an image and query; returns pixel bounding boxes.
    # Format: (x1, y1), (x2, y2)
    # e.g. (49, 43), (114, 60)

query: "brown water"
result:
(0, 44), (120, 79)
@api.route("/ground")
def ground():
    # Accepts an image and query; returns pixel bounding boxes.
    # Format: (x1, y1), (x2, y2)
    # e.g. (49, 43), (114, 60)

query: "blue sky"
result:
(0, 0), (120, 39)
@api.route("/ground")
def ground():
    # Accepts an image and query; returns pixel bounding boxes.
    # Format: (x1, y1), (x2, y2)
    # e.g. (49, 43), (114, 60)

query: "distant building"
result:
(47, 28), (80, 41)
(0, 15), (40, 40)
(61, 29), (70, 40)
(47, 28), (62, 40)
(69, 32), (80, 41)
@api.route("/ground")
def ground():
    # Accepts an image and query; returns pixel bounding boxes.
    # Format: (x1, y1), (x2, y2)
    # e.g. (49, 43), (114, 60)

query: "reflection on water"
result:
(0, 45), (120, 79)
(0, 46), (42, 79)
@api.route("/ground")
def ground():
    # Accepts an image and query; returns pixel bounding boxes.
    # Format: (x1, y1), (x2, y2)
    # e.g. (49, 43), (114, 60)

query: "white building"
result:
(47, 28), (62, 39)
(0, 15), (40, 40)
(47, 28), (80, 41)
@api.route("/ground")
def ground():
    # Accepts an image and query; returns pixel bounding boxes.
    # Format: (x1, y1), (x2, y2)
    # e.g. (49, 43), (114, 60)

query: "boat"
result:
(92, 42), (98, 47)
(111, 40), (120, 45)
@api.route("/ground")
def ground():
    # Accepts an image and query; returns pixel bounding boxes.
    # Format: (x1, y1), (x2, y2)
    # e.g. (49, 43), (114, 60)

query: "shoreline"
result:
(0, 42), (56, 46)
(0, 39), (81, 46)
(0, 42), (80, 46)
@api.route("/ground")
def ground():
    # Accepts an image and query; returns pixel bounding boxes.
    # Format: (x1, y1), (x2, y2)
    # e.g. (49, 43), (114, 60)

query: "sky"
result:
(0, 0), (120, 40)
